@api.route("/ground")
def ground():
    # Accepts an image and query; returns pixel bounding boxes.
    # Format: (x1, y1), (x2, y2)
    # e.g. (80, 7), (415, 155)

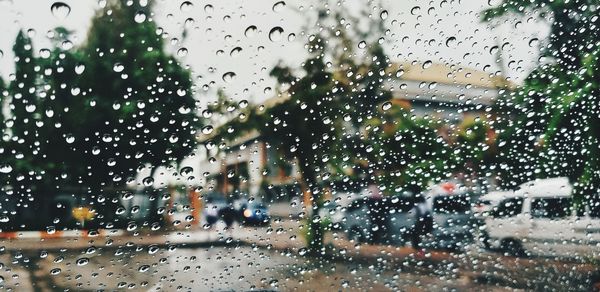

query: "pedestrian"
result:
(411, 194), (433, 257)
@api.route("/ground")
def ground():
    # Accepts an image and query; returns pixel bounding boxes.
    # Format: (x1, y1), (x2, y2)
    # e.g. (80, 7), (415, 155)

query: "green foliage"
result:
(485, 0), (600, 195)
(2, 0), (198, 191)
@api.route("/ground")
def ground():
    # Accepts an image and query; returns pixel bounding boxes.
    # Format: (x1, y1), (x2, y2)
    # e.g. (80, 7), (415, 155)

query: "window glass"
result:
(531, 198), (572, 219)
(492, 197), (524, 218)
(1, 0), (598, 290)
(433, 195), (471, 214)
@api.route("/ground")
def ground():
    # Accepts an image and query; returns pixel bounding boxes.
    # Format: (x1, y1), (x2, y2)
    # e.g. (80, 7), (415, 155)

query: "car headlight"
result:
(243, 209), (252, 218)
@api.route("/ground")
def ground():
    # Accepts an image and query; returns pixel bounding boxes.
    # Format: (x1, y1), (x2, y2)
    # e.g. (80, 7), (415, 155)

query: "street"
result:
(0, 218), (597, 291)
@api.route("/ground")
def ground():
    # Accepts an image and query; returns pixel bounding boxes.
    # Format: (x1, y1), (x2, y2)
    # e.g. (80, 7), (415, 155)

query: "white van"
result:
(472, 190), (514, 219)
(485, 177), (600, 259)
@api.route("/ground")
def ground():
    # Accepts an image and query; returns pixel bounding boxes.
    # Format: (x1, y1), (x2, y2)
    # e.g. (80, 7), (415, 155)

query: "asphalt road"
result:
(0, 220), (597, 291)
(0, 245), (529, 292)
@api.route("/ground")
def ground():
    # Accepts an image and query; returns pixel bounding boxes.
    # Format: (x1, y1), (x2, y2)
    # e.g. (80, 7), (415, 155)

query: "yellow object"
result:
(72, 207), (95, 222)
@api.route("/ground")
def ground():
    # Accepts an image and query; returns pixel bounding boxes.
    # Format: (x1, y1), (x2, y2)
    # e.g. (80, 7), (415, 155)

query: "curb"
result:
(0, 229), (125, 240)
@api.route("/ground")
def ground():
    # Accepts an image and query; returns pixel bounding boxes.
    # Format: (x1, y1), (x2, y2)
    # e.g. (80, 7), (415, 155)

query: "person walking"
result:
(412, 194), (433, 257)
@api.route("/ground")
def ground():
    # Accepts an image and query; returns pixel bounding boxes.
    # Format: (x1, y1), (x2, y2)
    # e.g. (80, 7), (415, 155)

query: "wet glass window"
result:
(491, 197), (524, 218)
(432, 195), (470, 214)
(531, 198), (572, 219)
(1, 0), (599, 290)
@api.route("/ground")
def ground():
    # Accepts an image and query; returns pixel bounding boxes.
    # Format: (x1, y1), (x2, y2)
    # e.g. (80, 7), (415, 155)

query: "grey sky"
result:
(0, 0), (549, 107)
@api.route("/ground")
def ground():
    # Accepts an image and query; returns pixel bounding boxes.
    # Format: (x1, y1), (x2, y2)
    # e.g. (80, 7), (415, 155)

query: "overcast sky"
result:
(0, 0), (550, 106)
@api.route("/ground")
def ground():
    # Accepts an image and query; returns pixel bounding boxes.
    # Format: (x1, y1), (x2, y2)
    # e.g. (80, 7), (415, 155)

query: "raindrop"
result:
(65, 134), (75, 144)
(410, 6), (421, 15)
(204, 4), (214, 13)
(380, 10), (388, 20)
(230, 47), (242, 57)
(50, 2), (71, 20)
(268, 27), (284, 42)
(180, 166), (193, 176)
(75, 63), (85, 74)
(50, 268), (61, 275)
(222, 72), (236, 83)
(134, 11), (146, 23)
(529, 38), (539, 47)
(272, 1), (286, 12)
(76, 258), (89, 266)
(202, 125), (214, 135)
(358, 41), (367, 49)
(381, 101), (392, 111)
(446, 36), (457, 47)
(113, 63), (124, 72)
(287, 33), (296, 41)
(142, 177), (154, 187)
(177, 47), (188, 57)
(244, 25), (257, 38)
(489, 45), (499, 55)
(180, 1), (193, 12)
(0, 215), (9, 222)
(138, 265), (150, 273)
(422, 60), (432, 69)
(39, 49), (51, 59)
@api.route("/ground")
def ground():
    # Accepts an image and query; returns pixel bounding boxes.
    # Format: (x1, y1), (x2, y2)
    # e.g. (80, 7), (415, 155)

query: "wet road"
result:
(0, 245), (529, 291)
(0, 219), (598, 291)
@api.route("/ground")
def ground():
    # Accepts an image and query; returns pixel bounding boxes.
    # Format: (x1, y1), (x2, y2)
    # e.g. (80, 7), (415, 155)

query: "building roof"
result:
(387, 62), (516, 89)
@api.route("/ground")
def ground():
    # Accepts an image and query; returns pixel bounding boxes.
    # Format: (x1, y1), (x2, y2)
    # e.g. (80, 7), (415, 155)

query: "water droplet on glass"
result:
(222, 72), (236, 83)
(230, 47), (242, 57)
(529, 38), (539, 47)
(177, 47), (188, 57)
(75, 63), (86, 74)
(134, 11), (147, 23)
(204, 4), (214, 13)
(202, 125), (214, 135)
(65, 134), (75, 144)
(358, 41), (367, 49)
(489, 45), (499, 54)
(446, 36), (457, 47)
(142, 177), (154, 187)
(382, 101), (392, 111)
(180, 1), (193, 12)
(51, 2), (71, 20)
(411, 6), (421, 15)
(422, 60), (432, 69)
(287, 33), (296, 41)
(39, 49), (51, 59)
(244, 25), (257, 38)
(76, 258), (89, 266)
(268, 27), (284, 42)
(272, 1), (286, 12)
(50, 268), (62, 275)
(380, 10), (388, 20)
(113, 63), (124, 72)
(180, 166), (193, 176)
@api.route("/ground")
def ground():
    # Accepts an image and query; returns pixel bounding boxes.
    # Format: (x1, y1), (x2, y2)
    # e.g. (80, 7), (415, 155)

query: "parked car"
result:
(318, 192), (359, 230)
(426, 183), (476, 249)
(235, 199), (270, 225)
(344, 183), (476, 250)
(344, 195), (415, 244)
(484, 177), (600, 258)
(202, 192), (228, 226)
